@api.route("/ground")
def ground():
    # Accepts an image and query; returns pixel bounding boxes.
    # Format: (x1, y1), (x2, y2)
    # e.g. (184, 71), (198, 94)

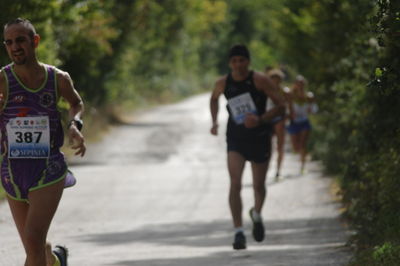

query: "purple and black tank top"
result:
(0, 63), (74, 201)
(0, 63), (64, 155)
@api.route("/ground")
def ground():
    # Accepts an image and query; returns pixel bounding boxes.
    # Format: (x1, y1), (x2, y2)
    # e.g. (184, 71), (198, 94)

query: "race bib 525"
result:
(227, 92), (257, 124)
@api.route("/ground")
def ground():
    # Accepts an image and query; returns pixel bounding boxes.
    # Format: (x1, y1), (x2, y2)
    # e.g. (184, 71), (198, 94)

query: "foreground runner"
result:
(1, 18), (86, 266)
(210, 44), (285, 249)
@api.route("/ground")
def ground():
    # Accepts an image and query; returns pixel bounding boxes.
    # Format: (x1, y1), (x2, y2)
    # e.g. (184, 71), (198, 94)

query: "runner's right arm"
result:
(210, 76), (226, 135)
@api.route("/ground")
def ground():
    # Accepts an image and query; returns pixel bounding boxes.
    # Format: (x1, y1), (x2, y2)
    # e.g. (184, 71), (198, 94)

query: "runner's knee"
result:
(230, 179), (242, 192)
(253, 183), (266, 195)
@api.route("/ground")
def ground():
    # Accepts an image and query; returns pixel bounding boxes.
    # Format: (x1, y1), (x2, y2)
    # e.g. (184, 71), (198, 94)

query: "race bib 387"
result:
(6, 116), (50, 159)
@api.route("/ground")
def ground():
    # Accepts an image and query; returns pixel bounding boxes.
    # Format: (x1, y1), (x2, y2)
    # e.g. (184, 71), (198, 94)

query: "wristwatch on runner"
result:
(68, 118), (83, 131)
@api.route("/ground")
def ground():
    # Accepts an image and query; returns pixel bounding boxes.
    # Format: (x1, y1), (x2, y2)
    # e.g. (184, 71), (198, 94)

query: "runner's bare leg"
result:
(227, 151), (246, 228)
(251, 161), (269, 213)
(9, 180), (65, 266)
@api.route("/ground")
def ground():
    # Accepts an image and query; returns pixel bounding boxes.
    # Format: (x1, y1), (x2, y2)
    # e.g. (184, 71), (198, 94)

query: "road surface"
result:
(0, 93), (351, 265)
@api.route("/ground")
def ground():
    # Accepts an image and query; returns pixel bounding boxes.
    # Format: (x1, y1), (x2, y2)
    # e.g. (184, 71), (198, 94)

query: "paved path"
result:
(0, 94), (351, 266)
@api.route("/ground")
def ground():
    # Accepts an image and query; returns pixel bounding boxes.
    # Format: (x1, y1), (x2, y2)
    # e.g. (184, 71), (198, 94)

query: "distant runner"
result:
(266, 68), (291, 180)
(286, 75), (317, 174)
(0, 18), (86, 266)
(210, 44), (285, 249)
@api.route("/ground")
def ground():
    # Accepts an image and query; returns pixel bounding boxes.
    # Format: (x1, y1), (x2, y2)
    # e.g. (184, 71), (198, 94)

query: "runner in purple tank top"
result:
(1, 18), (86, 266)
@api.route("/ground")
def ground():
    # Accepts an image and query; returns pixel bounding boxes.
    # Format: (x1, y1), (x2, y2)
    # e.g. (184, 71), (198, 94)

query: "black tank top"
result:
(224, 71), (271, 140)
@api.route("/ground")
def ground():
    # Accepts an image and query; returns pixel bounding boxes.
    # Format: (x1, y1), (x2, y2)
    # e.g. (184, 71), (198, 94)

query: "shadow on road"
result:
(78, 217), (350, 266)
(112, 121), (170, 128)
(111, 248), (349, 266)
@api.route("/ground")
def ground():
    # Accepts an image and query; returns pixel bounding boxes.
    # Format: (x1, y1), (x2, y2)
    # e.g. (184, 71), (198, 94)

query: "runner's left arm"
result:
(57, 69), (86, 157)
(0, 70), (6, 113)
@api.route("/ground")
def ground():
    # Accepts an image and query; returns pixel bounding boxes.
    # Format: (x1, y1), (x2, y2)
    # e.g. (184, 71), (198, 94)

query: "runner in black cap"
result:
(210, 44), (285, 249)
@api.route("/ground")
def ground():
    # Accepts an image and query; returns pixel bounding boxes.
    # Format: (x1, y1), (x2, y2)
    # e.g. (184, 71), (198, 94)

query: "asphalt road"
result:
(0, 93), (351, 266)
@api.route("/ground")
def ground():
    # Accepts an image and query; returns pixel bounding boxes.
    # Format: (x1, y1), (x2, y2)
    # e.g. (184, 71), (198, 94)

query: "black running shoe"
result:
(232, 231), (246, 250)
(249, 208), (265, 242)
(53, 245), (68, 266)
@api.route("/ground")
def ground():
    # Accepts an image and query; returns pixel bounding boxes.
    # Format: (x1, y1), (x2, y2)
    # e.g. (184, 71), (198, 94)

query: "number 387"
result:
(15, 131), (42, 143)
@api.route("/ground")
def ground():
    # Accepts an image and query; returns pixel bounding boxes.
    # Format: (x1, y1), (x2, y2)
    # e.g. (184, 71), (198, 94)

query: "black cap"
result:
(228, 44), (250, 60)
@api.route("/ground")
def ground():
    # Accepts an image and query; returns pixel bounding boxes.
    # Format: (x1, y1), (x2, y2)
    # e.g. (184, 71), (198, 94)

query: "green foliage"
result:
(101, 0), (231, 107)
(0, 0), (284, 108)
(277, 0), (400, 264)
(351, 243), (400, 266)
(215, 0), (282, 72)
(344, 0), (400, 256)
(1, 4), (400, 266)
(372, 243), (400, 266)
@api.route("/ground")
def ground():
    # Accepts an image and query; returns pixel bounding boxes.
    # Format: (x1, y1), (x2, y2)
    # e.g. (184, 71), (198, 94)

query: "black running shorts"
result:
(227, 136), (272, 163)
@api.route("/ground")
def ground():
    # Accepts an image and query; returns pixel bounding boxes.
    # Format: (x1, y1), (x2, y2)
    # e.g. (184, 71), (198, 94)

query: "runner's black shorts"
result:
(227, 136), (272, 163)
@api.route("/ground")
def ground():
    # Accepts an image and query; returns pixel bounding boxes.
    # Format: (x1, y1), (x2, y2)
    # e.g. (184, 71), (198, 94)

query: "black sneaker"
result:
(53, 245), (68, 266)
(249, 208), (265, 242)
(232, 231), (246, 250)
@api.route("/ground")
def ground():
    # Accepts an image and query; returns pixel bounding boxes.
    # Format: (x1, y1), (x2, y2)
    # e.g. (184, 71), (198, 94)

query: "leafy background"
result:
(1, 0), (399, 264)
